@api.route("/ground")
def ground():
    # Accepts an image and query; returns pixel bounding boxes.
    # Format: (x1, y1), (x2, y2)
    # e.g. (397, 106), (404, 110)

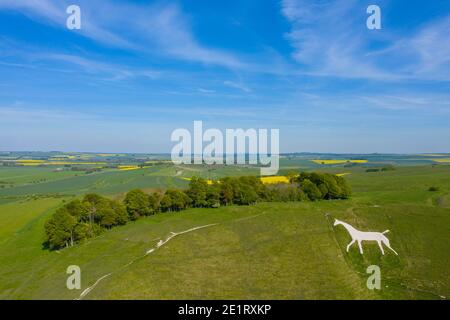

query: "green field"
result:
(0, 157), (449, 300)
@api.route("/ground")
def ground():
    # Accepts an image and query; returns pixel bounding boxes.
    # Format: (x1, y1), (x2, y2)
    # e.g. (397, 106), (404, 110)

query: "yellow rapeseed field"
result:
(183, 176), (291, 185)
(48, 162), (106, 165)
(16, 160), (45, 163)
(416, 154), (449, 157)
(336, 173), (351, 177)
(117, 165), (140, 171)
(260, 176), (290, 184)
(14, 160), (106, 166)
(182, 177), (214, 184)
(49, 155), (77, 160)
(432, 158), (450, 163)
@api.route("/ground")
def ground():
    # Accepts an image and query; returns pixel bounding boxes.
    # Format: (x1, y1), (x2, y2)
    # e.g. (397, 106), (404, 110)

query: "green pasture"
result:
(0, 163), (449, 299)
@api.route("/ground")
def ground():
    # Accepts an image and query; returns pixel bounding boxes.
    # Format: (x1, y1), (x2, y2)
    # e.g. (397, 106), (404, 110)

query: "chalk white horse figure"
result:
(333, 219), (398, 255)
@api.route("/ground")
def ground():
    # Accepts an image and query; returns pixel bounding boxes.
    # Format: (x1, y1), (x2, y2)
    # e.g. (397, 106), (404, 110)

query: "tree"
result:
(82, 193), (105, 226)
(44, 172), (352, 251)
(73, 222), (93, 242)
(148, 193), (161, 213)
(124, 189), (151, 220)
(286, 170), (299, 183)
(301, 179), (322, 201)
(335, 176), (351, 199)
(110, 201), (128, 225)
(98, 207), (118, 229)
(45, 208), (77, 249)
(186, 177), (208, 207)
(161, 189), (191, 212)
(220, 178), (234, 205)
(64, 199), (88, 219)
(323, 175), (342, 199)
(45, 193), (130, 249)
(241, 176), (267, 200)
(160, 192), (173, 212)
(234, 181), (258, 205)
(266, 183), (306, 202)
(318, 183), (328, 199)
(206, 182), (221, 208)
(294, 172), (351, 200)
(309, 172), (326, 186)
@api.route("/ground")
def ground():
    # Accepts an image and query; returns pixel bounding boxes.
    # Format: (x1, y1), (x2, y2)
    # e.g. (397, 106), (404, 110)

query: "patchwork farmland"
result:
(0, 152), (449, 299)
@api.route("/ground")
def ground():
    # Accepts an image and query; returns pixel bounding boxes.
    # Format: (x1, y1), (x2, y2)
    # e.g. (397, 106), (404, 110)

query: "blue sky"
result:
(0, 0), (450, 153)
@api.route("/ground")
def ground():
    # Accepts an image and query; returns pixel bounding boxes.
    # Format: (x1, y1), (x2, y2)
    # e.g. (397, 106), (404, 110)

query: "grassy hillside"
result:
(0, 165), (449, 299)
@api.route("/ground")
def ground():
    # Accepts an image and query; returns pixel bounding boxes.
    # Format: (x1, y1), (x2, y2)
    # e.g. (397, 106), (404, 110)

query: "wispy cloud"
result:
(280, 0), (450, 82)
(281, 0), (390, 80)
(360, 94), (450, 112)
(0, 0), (246, 69)
(0, 40), (161, 81)
(42, 53), (161, 80)
(197, 88), (216, 94)
(0, 0), (132, 47)
(401, 16), (450, 81)
(223, 80), (251, 93)
(0, 106), (97, 124)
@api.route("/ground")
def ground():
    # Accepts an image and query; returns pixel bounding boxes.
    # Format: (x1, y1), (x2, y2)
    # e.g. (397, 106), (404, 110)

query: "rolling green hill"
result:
(0, 164), (449, 299)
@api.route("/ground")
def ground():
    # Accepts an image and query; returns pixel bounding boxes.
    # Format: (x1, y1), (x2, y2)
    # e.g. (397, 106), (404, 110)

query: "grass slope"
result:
(0, 165), (449, 299)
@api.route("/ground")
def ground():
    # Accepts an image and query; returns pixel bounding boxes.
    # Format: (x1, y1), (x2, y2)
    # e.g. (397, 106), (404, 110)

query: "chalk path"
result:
(75, 223), (218, 300)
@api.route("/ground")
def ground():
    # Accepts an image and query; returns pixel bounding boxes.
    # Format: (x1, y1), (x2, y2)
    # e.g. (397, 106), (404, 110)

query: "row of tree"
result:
(293, 172), (351, 200)
(45, 172), (351, 249)
(45, 194), (128, 249)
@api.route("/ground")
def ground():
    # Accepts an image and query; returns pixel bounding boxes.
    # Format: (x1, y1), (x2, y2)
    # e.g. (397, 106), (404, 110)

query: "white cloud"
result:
(0, 40), (161, 81)
(223, 80), (251, 93)
(197, 88), (216, 94)
(0, 106), (97, 124)
(280, 0), (450, 82)
(280, 0), (398, 80)
(406, 17), (450, 80)
(0, 0), (132, 48)
(0, 0), (246, 69)
(42, 53), (161, 80)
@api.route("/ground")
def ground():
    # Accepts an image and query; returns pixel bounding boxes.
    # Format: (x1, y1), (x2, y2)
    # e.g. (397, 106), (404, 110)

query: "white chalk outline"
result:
(334, 219), (398, 255)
